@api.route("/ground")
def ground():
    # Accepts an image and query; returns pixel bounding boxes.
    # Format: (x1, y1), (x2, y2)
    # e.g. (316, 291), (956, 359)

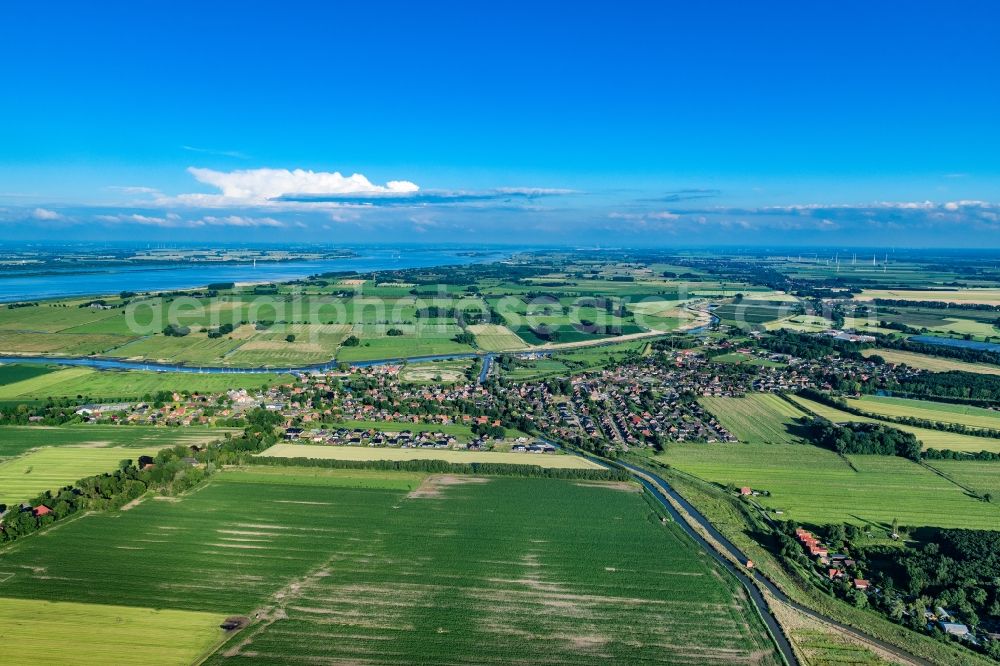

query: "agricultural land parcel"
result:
(258, 442), (602, 469)
(699, 394), (808, 445)
(861, 348), (1000, 375)
(0, 468), (780, 665)
(657, 443), (1000, 529)
(789, 394), (1000, 453)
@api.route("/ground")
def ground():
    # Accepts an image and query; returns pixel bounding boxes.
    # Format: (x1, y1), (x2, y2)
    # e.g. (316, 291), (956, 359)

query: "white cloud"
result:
(96, 213), (175, 227)
(195, 215), (285, 228)
(169, 167), (419, 207)
(609, 211), (679, 221)
(32, 207), (62, 220)
(106, 186), (161, 195)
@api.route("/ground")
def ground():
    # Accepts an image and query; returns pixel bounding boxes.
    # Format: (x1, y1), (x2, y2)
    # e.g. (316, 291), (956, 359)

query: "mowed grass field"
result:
(857, 288), (1000, 305)
(0, 445), (165, 505)
(850, 395), (1000, 431)
(0, 424), (230, 458)
(789, 394), (1000, 453)
(700, 394), (809, 444)
(468, 323), (528, 351)
(925, 460), (1000, 498)
(861, 348), (1000, 375)
(258, 442), (602, 469)
(658, 443), (1000, 530)
(0, 468), (781, 665)
(0, 597), (224, 666)
(0, 366), (293, 400)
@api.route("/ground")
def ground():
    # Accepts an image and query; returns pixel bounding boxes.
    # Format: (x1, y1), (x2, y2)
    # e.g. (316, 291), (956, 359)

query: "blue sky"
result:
(1, 1), (998, 245)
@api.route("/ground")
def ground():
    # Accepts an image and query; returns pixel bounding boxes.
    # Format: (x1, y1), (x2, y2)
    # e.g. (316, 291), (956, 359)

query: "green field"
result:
(0, 363), (57, 386)
(790, 394), (1000, 453)
(850, 395), (1000, 430)
(0, 424), (229, 459)
(700, 394), (809, 444)
(0, 597), (224, 666)
(0, 468), (780, 664)
(0, 445), (165, 505)
(657, 443), (1000, 529)
(861, 348), (1000, 375)
(0, 366), (292, 400)
(924, 460), (1000, 498)
(468, 323), (528, 351)
(857, 288), (1000, 305)
(258, 442), (602, 468)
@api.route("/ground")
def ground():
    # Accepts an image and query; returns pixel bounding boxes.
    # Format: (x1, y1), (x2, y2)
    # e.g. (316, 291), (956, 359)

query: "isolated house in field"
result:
(33, 505), (52, 517)
(739, 487), (752, 496)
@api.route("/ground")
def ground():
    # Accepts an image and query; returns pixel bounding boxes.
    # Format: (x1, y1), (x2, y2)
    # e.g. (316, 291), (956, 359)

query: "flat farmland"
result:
(204, 474), (780, 665)
(790, 394), (1000, 453)
(468, 323), (528, 351)
(925, 460), (1000, 498)
(849, 395), (1000, 430)
(0, 597), (224, 666)
(857, 288), (1000, 305)
(657, 443), (1000, 529)
(0, 424), (229, 458)
(0, 469), (411, 612)
(861, 348), (1000, 375)
(0, 445), (165, 505)
(111, 333), (245, 365)
(0, 363), (57, 385)
(0, 330), (131, 355)
(335, 331), (474, 362)
(0, 303), (123, 332)
(700, 394), (809, 444)
(258, 442), (602, 469)
(0, 469), (781, 665)
(0, 367), (292, 399)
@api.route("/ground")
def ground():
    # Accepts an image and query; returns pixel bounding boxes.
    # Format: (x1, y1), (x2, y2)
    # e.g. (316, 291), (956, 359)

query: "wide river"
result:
(0, 247), (510, 302)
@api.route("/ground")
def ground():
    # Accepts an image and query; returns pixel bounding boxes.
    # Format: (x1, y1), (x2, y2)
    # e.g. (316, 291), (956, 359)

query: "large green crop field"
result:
(790, 394), (1000, 453)
(699, 394), (809, 444)
(923, 460), (1000, 500)
(0, 366), (292, 400)
(657, 443), (1000, 529)
(258, 442), (602, 468)
(0, 424), (228, 459)
(0, 445), (165, 505)
(0, 468), (780, 665)
(0, 597), (224, 666)
(861, 348), (1000, 375)
(849, 395), (1000, 430)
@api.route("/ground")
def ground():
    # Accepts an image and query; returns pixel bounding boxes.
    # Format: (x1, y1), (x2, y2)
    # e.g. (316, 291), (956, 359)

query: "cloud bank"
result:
(174, 167), (419, 206)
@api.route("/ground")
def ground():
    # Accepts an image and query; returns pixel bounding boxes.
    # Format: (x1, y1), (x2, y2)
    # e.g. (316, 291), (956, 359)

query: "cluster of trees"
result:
(805, 417), (922, 460)
(342, 335), (360, 347)
(873, 298), (1000, 313)
(6, 301), (39, 309)
(884, 371), (1000, 404)
(759, 329), (866, 361)
(206, 322), (235, 338)
(874, 529), (1000, 657)
(452, 331), (476, 345)
(923, 448), (1000, 462)
(162, 323), (190, 337)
